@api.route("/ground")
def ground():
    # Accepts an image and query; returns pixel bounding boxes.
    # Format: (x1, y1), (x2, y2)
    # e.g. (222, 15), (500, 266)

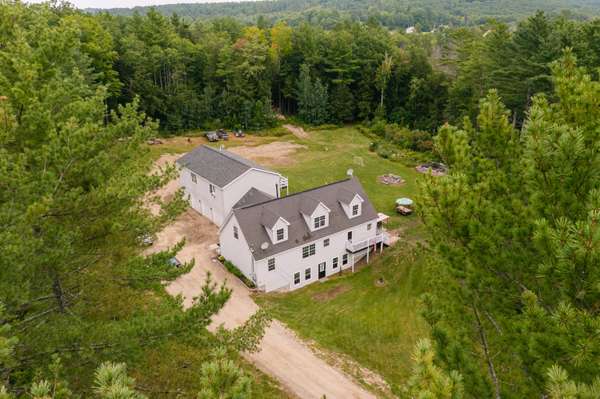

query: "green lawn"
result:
(274, 126), (425, 237)
(255, 245), (429, 396)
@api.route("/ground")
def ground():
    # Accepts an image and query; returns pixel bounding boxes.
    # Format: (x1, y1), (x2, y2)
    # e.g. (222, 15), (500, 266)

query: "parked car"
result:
(205, 131), (219, 142)
(217, 129), (229, 140)
(234, 129), (245, 137)
(168, 257), (182, 268)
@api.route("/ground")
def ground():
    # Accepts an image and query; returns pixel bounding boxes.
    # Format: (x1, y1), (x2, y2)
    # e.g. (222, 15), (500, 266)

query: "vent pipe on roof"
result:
(347, 168), (354, 177)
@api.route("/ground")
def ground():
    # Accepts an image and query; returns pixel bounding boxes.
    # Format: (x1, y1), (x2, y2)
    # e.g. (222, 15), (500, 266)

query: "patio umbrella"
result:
(396, 198), (414, 206)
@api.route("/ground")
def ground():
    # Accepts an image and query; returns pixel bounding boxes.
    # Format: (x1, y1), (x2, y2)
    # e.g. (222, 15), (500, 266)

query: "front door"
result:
(318, 262), (326, 279)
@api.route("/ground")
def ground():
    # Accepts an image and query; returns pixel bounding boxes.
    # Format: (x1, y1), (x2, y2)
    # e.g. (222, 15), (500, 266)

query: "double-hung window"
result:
(268, 258), (275, 271)
(333, 257), (339, 269)
(314, 215), (326, 229)
(323, 238), (330, 247)
(209, 184), (216, 196)
(233, 226), (239, 239)
(191, 173), (197, 184)
(276, 228), (285, 241)
(352, 204), (359, 216)
(305, 267), (311, 280)
(342, 254), (349, 265)
(302, 244), (316, 259)
(294, 272), (300, 285)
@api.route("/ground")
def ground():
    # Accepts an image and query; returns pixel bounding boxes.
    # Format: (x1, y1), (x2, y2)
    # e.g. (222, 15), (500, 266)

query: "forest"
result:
(92, 0), (600, 30)
(1, 0), (599, 398)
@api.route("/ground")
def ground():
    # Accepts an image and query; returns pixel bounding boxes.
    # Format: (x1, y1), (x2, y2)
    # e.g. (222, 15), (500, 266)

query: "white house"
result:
(177, 145), (288, 226)
(219, 177), (389, 292)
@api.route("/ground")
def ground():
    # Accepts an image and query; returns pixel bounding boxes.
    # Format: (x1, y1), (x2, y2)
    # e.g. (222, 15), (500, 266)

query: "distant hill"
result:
(88, 0), (600, 29)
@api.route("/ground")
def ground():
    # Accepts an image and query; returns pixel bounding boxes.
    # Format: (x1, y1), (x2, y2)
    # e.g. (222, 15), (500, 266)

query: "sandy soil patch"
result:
(283, 124), (310, 139)
(228, 142), (307, 166)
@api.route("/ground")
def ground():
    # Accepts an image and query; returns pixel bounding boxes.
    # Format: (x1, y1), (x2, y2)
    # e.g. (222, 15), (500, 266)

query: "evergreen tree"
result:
(420, 51), (600, 397)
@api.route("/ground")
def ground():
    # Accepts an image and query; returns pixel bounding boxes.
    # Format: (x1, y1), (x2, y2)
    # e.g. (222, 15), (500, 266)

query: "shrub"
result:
(222, 260), (256, 289)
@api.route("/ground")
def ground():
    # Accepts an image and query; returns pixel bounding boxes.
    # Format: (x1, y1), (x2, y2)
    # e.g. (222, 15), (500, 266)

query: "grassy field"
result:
(151, 124), (430, 394)
(255, 245), (429, 395)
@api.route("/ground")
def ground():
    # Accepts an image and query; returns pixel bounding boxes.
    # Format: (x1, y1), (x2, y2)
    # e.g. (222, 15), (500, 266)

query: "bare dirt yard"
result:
(283, 124), (310, 139)
(228, 141), (307, 166)
(147, 154), (379, 398)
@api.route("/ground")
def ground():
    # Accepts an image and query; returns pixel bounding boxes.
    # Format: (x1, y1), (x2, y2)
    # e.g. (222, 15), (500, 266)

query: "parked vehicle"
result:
(217, 129), (229, 140)
(205, 131), (219, 142)
(168, 257), (182, 268)
(234, 129), (245, 137)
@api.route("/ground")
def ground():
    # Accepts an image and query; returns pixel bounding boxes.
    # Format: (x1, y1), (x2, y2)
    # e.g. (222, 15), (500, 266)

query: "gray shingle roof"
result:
(233, 188), (274, 209)
(232, 177), (378, 261)
(176, 145), (275, 188)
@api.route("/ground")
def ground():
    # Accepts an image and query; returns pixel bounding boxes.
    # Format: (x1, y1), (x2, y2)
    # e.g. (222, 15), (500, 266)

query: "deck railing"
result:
(346, 232), (389, 253)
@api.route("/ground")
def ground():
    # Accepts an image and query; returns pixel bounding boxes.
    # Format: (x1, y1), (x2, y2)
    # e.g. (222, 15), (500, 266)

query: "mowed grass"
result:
(255, 245), (429, 395)
(275, 126), (425, 237)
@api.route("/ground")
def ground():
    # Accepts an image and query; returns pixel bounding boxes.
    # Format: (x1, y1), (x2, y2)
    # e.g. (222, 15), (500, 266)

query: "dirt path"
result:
(149, 155), (378, 399)
(283, 124), (310, 139)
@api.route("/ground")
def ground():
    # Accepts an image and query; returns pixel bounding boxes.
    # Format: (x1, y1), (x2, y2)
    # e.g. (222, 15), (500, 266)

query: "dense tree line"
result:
(92, 0), (600, 31)
(10, 3), (593, 135)
(83, 7), (598, 135)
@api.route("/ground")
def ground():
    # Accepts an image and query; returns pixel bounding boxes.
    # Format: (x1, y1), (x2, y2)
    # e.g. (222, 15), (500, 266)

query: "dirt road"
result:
(149, 156), (378, 399)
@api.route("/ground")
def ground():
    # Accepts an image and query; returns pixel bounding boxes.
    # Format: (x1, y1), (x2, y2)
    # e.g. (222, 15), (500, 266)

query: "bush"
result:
(222, 259), (256, 289)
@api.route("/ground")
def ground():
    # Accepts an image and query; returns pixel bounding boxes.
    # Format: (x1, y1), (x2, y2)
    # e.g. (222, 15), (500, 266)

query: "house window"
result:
(347, 231), (353, 241)
(342, 254), (349, 265)
(352, 204), (359, 216)
(294, 272), (300, 285)
(333, 257), (339, 269)
(276, 228), (285, 241)
(209, 184), (215, 196)
(233, 226), (239, 239)
(302, 244), (316, 259)
(191, 173), (197, 183)
(305, 267), (311, 280)
(314, 215), (326, 229)
(268, 258), (275, 271)
(367, 223), (372, 231)
(323, 238), (330, 247)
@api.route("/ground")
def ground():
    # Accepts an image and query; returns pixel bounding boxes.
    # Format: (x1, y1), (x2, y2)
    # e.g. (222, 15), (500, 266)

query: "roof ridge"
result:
(236, 177), (354, 211)
(202, 145), (252, 169)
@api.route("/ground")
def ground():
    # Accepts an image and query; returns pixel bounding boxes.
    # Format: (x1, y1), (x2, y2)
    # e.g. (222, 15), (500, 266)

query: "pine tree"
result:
(420, 50), (600, 397)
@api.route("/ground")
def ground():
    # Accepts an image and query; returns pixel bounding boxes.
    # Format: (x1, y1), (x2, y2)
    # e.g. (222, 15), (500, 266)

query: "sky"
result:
(25, 0), (257, 9)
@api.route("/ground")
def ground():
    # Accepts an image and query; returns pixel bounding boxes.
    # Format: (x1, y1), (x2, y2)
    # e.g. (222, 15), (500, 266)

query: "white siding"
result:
(180, 167), (226, 226)
(219, 215), (255, 280)
(253, 219), (378, 292)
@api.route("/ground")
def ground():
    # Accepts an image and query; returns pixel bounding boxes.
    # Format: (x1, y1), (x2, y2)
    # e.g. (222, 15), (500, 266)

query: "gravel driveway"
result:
(148, 155), (378, 399)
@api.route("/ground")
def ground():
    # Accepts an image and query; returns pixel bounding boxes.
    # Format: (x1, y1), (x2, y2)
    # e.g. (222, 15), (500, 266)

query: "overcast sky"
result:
(26, 0), (256, 9)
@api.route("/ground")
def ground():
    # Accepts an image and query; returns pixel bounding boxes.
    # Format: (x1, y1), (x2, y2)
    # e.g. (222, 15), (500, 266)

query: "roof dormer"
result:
(338, 189), (364, 219)
(300, 196), (331, 232)
(261, 209), (290, 244)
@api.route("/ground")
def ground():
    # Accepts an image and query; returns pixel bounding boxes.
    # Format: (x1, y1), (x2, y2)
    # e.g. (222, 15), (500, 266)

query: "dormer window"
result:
(314, 215), (326, 229)
(276, 228), (284, 241)
(338, 190), (364, 219)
